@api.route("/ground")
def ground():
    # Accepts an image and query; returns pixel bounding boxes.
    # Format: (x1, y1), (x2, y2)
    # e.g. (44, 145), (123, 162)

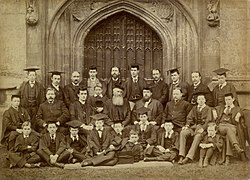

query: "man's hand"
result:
(16, 129), (23, 133)
(235, 112), (241, 122)
(207, 143), (214, 148)
(149, 121), (157, 125)
(165, 149), (170, 153)
(56, 121), (60, 126)
(109, 145), (115, 150)
(50, 155), (56, 164)
(199, 143), (206, 149)
(27, 145), (32, 149)
(67, 148), (74, 154)
(97, 150), (105, 155)
(157, 145), (165, 153)
(182, 125), (189, 130)
(96, 107), (103, 113)
(43, 123), (47, 127)
(197, 128), (204, 134)
(134, 121), (139, 125)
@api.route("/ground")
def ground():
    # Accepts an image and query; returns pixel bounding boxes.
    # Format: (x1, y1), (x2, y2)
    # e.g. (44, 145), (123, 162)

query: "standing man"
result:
(48, 71), (65, 103)
(64, 71), (85, 108)
(103, 85), (131, 126)
(212, 68), (238, 106)
(36, 88), (70, 134)
(103, 66), (124, 99)
(149, 69), (169, 106)
(168, 68), (190, 101)
(1, 95), (30, 150)
(163, 88), (192, 132)
(18, 67), (45, 129)
(84, 65), (103, 97)
(188, 71), (214, 107)
(132, 87), (163, 126)
(124, 64), (147, 110)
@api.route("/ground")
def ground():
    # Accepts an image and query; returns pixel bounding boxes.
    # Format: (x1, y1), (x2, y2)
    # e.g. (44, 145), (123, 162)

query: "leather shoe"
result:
(198, 158), (203, 167)
(178, 156), (184, 164)
(225, 156), (230, 166)
(234, 144), (244, 153)
(54, 162), (64, 168)
(181, 157), (190, 165)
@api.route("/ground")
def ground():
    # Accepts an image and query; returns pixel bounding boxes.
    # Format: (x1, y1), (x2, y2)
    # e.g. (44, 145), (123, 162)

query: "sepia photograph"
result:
(0, 0), (249, 179)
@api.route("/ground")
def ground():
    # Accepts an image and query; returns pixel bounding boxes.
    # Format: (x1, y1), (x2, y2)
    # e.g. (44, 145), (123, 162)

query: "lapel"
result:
(161, 131), (165, 147)
(55, 132), (60, 149)
(34, 82), (39, 98)
(230, 106), (238, 118)
(93, 129), (101, 147)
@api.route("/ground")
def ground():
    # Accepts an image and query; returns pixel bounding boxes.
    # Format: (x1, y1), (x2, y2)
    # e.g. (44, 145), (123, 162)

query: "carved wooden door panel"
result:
(83, 12), (163, 79)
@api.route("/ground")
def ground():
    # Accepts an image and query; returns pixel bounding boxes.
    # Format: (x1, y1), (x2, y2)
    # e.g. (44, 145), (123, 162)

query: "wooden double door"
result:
(83, 12), (163, 79)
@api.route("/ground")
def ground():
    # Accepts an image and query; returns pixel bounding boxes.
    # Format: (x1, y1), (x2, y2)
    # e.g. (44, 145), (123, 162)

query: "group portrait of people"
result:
(1, 64), (248, 169)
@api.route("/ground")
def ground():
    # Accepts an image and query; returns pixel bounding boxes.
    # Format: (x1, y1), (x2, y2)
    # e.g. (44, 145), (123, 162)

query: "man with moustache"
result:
(103, 85), (131, 126)
(36, 88), (70, 134)
(48, 71), (65, 103)
(64, 71), (85, 108)
(163, 88), (192, 132)
(149, 69), (169, 106)
(188, 71), (214, 107)
(103, 66), (124, 99)
(132, 87), (163, 127)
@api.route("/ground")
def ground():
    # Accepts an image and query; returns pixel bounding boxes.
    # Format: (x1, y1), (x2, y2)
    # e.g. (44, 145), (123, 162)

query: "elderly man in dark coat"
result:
(1, 95), (30, 150)
(103, 85), (131, 126)
(36, 87), (70, 134)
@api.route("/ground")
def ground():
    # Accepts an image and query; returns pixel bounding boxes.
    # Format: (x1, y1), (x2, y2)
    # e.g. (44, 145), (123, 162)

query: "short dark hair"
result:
(224, 93), (234, 98)
(129, 130), (139, 136)
(152, 69), (161, 73)
(46, 87), (56, 94)
(191, 71), (201, 77)
(111, 66), (120, 72)
(77, 87), (88, 94)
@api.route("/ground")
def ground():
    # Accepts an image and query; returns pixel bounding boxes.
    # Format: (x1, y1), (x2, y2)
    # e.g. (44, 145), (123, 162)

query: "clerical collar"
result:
(94, 94), (103, 98)
(193, 81), (201, 87)
(70, 134), (79, 141)
(225, 104), (235, 109)
(79, 99), (86, 105)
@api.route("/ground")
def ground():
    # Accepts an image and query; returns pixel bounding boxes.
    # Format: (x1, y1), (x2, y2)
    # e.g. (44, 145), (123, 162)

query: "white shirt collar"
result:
(208, 134), (216, 138)
(79, 99), (86, 105)
(132, 76), (139, 82)
(144, 99), (152, 108)
(112, 77), (119, 81)
(52, 83), (59, 90)
(193, 81), (201, 87)
(23, 134), (29, 138)
(72, 82), (80, 86)
(128, 139), (138, 144)
(225, 104), (235, 109)
(219, 82), (227, 89)
(172, 79), (180, 86)
(70, 134), (79, 141)
(165, 130), (174, 138)
(94, 94), (103, 98)
(50, 134), (56, 139)
(197, 104), (206, 111)
(95, 127), (104, 131)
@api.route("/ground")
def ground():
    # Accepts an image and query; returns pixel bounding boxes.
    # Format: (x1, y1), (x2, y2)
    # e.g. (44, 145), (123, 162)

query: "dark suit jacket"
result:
(1, 107), (30, 145)
(48, 84), (65, 103)
(39, 132), (67, 156)
(13, 132), (39, 153)
(215, 105), (241, 125)
(132, 98), (163, 125)
(201, 134), (223, 152)
(103, 78), (125, 99)
(88, 95), (109, 115)
(69, 100), (92, 125)
(64, 82), (85, 108)
(124, 77), (147, 101)
(168, 81), (190, 101)
(87, 127), (112, 155)
(188, 83), (214, 107)
(18, 81), (45, 108)
(149, 79), (169, 105)
(65, 134), (87, 153)
(36, 100), (70, 128)
(157, 129), (179, 151)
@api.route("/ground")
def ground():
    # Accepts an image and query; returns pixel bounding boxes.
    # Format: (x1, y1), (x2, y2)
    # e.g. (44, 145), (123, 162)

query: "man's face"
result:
(130, 68), (139, 77)
(27, 71), (36, 82)
(94, 87), (102, 96)
(218, 74), (226, 85)
(112, 123), (124, 134)
(78, 90), (88, 101)
(11, 97), (20, 108)
(139, 114), (148, 123)
(191, 72), (201, 84)
(129, 134), (139, 143)
(71, 71), (80, 84)
(152, 70), (161, 81)
(111, 67), (120, 79)
(51, 75), (61, 86)
(23, 125), (32, 136)
(163, 122), (173, 132)
(89, 69), (97, 79)
(70, 128), (79, 136)
(113, 88), (123, 97)
(172, 89), (182, 101)
(47, 124), (57, 134)
(207, 126), (216, 137)
(143, 90), (152, 101)
(95, 120), (104, 129)
(197, 95), (206, 106)
(171, 72), (179, 82)
(46, 90), (56, 102)
(225, 96), (234, 106)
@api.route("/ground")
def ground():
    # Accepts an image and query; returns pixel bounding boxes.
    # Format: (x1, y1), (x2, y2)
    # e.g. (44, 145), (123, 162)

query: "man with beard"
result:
(18, 67), (45, 130)
(69, 87), (93, 131)
(188, 71), (214, 107)
(48, 71), (65, 103)
(163, 88), (192, 132)
(64, 71), (85, 108)
(149, 69), (169, 106)
(132, 87), (163, 127)
(124, 64), (147, 110)
(103, 66), (125, 99)
(36, 88), (70, 134)
(103, 85), (131, 126)
(83, 65), (103, 97)
(168, 68), (190, 101)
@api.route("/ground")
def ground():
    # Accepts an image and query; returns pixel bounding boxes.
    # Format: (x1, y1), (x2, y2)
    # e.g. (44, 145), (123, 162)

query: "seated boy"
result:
(179, 92), (213, 165)
(8, 121), (41, 168)
(127, 107), (157, 151)
(81, 114), (118, 166)
(199, 123), (223, 167)
(144, 121), (179, 162)
(65, 120), (88, 163)
(37, 121), (70, 168)
(118, 130), (144, 163)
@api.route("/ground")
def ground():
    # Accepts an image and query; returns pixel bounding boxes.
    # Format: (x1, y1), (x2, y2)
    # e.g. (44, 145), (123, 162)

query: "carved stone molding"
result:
(206, 0), (220, 27)
(26, 0), (38, 26)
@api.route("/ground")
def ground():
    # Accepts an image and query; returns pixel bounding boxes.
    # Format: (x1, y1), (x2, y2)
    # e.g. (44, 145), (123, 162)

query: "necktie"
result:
(97, 130), (102, 138)
(51, 135), (55, 142)
(219, 84), (222, 89)
(198, 106), (202, 112)
(225, 106), (231, 115)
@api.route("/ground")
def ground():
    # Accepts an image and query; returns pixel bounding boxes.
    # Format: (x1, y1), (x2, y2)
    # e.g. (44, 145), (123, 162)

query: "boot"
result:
(144, 157), (157, 162)
(181, 157), (190, 165)
(178, 156), (184, 164)
(203, 157), (209, 167)
(225, 156), (230, 166)
(198, 158), (203, 167)
(234, 144), (244, 153)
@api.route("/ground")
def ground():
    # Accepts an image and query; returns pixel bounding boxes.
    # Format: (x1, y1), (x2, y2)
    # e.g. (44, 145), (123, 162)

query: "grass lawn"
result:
(0, 146), (249, 180)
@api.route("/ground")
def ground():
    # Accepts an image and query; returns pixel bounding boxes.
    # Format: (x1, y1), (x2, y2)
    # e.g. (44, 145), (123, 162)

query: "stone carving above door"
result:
(206, 0), (220, 27)
(26, 0), (38, 26)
